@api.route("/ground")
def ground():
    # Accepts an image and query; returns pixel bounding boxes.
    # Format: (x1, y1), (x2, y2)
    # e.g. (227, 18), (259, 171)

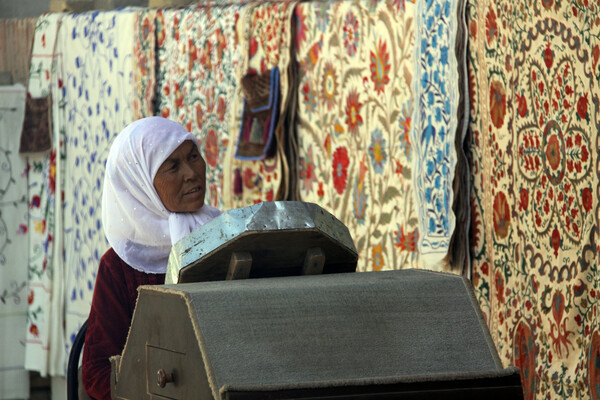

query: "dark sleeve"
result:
(81, 250), (133, 400)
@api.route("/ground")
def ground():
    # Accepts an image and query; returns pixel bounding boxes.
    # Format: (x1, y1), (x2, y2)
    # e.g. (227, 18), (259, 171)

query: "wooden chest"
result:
(111, 270), (522, 399)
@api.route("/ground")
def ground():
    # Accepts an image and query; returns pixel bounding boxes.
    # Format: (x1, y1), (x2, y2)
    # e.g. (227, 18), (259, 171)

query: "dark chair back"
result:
(67, 320), (88, 400)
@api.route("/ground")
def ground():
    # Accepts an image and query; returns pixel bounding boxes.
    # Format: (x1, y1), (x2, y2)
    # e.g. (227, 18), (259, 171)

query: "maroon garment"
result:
(82, 248), (165, 400)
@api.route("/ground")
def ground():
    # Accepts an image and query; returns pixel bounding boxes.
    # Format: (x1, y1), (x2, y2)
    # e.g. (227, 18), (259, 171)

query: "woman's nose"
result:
(181, 161), (196, 180)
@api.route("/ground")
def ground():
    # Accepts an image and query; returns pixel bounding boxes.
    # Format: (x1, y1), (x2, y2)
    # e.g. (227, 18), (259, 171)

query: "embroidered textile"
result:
(411, 0), (469, 271)
(227, 0), (297, 206)
(467, 1), (600, 398)
(24, 12), (63, 376)
(295, 0), (419, 271)
(156, 5), (242, 210)
(51, 9), (140, 374)
(0, 84), (29, 399)
(132, 10), (156, 120)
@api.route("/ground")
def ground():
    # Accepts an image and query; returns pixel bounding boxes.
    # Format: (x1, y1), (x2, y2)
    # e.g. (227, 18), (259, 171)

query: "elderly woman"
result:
(82, 117), (221, 400)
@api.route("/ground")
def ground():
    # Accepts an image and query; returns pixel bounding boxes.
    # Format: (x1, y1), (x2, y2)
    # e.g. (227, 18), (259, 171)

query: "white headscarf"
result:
(102, 116), (221, 274)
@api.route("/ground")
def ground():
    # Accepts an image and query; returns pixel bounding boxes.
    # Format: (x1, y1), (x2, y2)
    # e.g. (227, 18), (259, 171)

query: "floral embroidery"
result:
(332, 146), (350, 194)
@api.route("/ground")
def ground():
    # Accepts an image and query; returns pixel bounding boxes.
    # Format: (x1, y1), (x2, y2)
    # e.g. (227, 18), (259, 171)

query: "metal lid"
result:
(166, 201), (358, 284)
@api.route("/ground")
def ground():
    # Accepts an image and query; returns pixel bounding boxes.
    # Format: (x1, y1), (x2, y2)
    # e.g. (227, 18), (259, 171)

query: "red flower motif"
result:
(142, 17), (151, 41)
(30, 324), (39, 338)
(156, 11), (165, 47)
(216, 28), (227, 62)
(485, 8), (498, 45)
(317, 182), (325, 198)
(161, 107), (170, 119)
(577, 94), (588, 120)
(394, 225), (418, 252)
(516, 93), (528, 118)
(519, 188), (529, 211)
(582, 187), (593, 213)
(544, 41), (554, 69)
(243, 168), (256, 189)
(551, 228), (561, 257)
(31, 195), (41, 209)
(480, 262), (489, 276)
(195, 104), (204, 130)
(344, 89), (363, 136)
(217, 97), (226, 122)
(392, 0), (405, 12)
(204, 129), (219, 167)
(493, 191), (510, 239)
(370, 39), (391, 95)
(332, 146), (350, 194)
(489, 80), (506, 128)
(174, 83), (183, 109)
(28, 291), (34, 305)
(342, 12), (359, 57)
(495, 270), (505, 303)
(295, 6), (308, 48)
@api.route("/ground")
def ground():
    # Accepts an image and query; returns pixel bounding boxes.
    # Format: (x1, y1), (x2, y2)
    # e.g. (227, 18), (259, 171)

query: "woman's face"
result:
(153, 140), (206, 212)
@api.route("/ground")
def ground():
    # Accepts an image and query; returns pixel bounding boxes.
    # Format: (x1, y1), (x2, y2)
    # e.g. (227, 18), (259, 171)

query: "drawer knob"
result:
(157, 369), (174, 388)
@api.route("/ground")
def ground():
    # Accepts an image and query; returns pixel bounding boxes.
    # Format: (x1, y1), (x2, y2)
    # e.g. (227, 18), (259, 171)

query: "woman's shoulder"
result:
(98, 248), (135, 281)
(99, 248), (165, 283)
(100, 248), (127, 268)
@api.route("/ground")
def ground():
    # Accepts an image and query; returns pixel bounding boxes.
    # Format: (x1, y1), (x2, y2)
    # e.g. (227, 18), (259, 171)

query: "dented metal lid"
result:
(166, 201), (358, 284)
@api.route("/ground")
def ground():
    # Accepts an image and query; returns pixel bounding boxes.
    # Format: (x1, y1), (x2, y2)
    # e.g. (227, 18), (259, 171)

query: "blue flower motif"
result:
(422, 116), (436, 150)
(426, 160), (434, 175)
(368, 128), (387, 174)
(427, 52), (434, 66)
(352, 179), (367, 225)
(426, 16), (434, 30)
(440, 46), (449, 65)
(425, 187), (432, 202)
(421, 72), (428, 89)
(315, 3), (330, 33)
(428, 217), (436, 234)
(435, 197), (442, 213)
(435, 106), (442, 122)
(427, 91), (435, 106)
(436, 149), (444, 163)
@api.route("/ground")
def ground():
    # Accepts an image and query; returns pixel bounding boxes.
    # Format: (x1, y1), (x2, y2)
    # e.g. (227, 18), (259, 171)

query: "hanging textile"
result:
(133, 9), (156, 120)
(0, 84), (29, 399)
(24, 13), (64, 377)
(226, 0), (298, 207)
(411, 0), (469, 272)
(0, 18), (37, 85)
(51, 8), (143, 375)
(467, 0), (600, 398)
(295, 1), (419, 271)
(155, 4), (242, 210)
